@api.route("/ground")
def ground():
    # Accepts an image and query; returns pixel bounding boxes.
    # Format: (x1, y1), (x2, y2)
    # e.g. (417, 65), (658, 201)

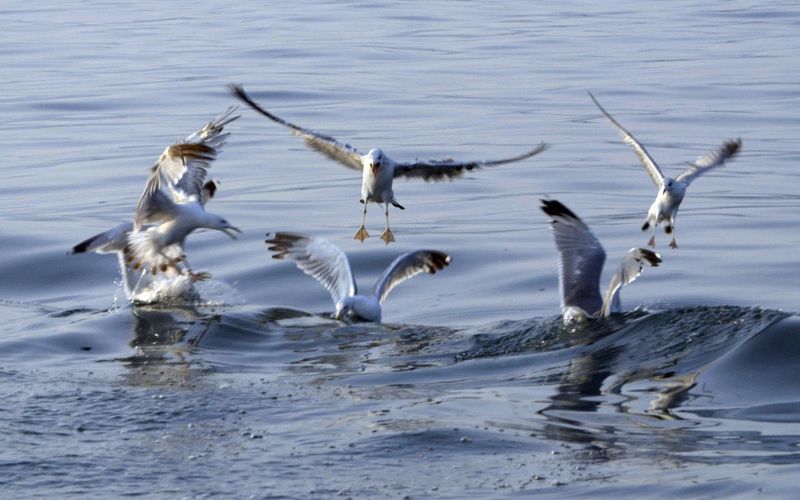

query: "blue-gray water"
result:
(2, 1), (800, 497)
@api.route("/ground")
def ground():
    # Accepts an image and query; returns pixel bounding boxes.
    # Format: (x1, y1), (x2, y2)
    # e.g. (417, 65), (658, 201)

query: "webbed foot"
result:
(189, 271), (212, 282)
(379, 228), (395, 244)
(647, 236), (656, 247)
(354, 226), (369, 242)
(669, 238), (678, 249)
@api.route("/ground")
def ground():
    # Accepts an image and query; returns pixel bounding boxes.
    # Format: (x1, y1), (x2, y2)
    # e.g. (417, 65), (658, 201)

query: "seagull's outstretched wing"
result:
(589, 92), (665, 187)
(229, 84), (364, 171)
(134, 144), (217, 229)
(541, 199), (606, 317)
(266, 232), (357, 307)
(69, 222), (134, 255)
(183, 106), (240, 150)
(600, 248), (661, 318)
(134, 108), (239, 230)
(372, 250), (451, 304)
(676, 138), (742, 185)
(393, 143), (549, 181)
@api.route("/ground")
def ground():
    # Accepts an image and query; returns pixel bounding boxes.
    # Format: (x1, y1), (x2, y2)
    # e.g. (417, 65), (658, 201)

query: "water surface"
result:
(1, 0), (800, 497)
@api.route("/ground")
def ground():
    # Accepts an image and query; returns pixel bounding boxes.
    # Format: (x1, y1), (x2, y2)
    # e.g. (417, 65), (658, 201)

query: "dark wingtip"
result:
(540, 199), (579, 220)
(228, 83), (259, 109)
(724, 138), (743, 157)
(203, 180), (217, 199)
(69, 239), (92, 255)
(639, 248), (662, 267)
(421, 250), (452, 274)
(227, 83), (245, 98)
(265, 231), (306, 259)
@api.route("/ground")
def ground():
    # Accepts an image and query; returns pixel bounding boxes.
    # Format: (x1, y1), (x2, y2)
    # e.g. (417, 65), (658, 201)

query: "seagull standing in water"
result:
(230, 84), (549, 244)
(588, 92), (742, 248)
(128, 108), (242, 278)
(265, 232), (451, 322)
(541, 199), (662, 323)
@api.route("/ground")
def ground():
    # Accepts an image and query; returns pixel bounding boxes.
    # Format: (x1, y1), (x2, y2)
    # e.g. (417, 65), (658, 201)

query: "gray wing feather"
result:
(265, 232), (357, 306)
(229, 84), (364, 171)
(541, 199), (605, 316)
(372, 250), (451, 304)
(676, 138), (741, 185)
(134, 108), (239, 229)
(589, 92), (665, 187)
(393, 143), (549, 181)
(70, 222), (134, 255)
(600, 248), (661, 317)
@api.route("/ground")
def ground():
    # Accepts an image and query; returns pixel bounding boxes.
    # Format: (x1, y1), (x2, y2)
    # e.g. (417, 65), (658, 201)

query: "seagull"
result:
(588, 92), (742, 248)
(265, 232), (451, 322)
(128, 107), (242, 278)
(70, 181), (220, 297)
(541, 199), (662, 323)
(230, 84), (549, 244)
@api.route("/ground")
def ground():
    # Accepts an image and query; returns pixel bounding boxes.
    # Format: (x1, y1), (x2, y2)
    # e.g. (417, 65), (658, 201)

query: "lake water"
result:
(2, 0), (800, 497)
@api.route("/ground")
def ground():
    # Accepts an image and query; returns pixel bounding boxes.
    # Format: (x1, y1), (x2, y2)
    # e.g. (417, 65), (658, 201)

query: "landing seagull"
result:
(128, 107), (242, 278)
(541, 199), (662, 323)
(70, 181), (220, 297)
(589, 92), (741, 249)
(231, 84), (549, 244)
(265, 232), (451, 322)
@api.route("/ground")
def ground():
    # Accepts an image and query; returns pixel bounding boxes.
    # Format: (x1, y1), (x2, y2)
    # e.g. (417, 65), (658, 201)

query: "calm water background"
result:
(2, 1), (800, 497)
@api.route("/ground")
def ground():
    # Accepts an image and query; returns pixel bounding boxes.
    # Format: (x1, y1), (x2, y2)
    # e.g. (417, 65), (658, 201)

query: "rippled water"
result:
(2, 1), (800, 497)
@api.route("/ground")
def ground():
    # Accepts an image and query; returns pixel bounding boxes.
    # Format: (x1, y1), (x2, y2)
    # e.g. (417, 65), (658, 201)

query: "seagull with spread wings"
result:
(265, 232), (451, 322)
(127, 107), (241, 279)
(231, 84), (549, 244)
(541, 199), (661, 323)
(589, 92), (741, 249)
(70, 181), (220, 296)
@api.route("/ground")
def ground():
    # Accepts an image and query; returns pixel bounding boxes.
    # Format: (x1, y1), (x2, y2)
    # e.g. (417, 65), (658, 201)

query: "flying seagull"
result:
(230, 84), (549, 243)
(265, 232), (451, 322)
(70, 181), (220, 296)
(589, 92), (741, 248)
(128, 107), (242, 278)
(541, 199), (662, 323)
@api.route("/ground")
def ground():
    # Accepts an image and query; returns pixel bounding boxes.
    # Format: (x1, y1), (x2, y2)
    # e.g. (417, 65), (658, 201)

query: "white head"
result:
(662, 177), (676, 195)
(207, 214), (241, 239)
(365, 148), (385, 177)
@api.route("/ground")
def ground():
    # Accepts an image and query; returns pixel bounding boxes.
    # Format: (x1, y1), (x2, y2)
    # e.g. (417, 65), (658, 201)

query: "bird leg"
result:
(177, 254), (211, 282)
(354, 200), (369, 242)
(379, 202), (395, 244)
(647, 226), (657, 247)
(666, 224), (678, 249)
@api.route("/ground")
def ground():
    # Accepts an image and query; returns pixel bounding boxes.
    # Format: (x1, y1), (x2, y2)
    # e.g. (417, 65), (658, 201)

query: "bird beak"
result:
(223, 227), (242, 239)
